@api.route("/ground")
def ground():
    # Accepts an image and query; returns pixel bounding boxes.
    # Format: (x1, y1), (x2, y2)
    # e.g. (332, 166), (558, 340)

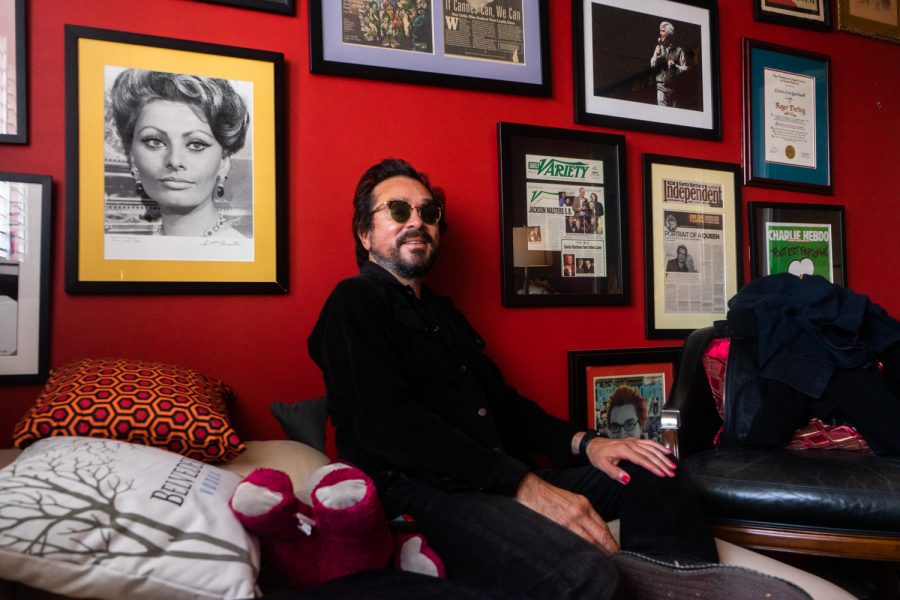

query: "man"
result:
(650, 21), (687, 107)
(309, 159), (808, 599)
(666, 244), (696, 273)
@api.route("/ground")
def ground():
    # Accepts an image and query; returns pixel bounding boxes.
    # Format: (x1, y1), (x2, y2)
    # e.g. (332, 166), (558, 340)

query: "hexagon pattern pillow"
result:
(13, 358), (245, 462)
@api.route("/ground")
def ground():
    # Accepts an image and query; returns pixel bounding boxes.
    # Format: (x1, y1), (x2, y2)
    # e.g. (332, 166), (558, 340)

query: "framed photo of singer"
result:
(743, 39), (832, 195)
(498, 122), (628, 308)
(64, 26), (287, 294)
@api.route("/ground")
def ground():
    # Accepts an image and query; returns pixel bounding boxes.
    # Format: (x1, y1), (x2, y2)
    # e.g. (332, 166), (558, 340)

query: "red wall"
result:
(2, 1), (899, 445)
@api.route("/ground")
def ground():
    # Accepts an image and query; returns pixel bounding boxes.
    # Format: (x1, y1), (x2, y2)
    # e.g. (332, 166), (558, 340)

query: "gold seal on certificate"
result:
(785, 145), (796, 159)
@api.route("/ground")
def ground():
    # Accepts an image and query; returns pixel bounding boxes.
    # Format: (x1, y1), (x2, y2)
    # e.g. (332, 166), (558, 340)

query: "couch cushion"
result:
(685, 449), (900, 535)
(13, 358), (245, 462)
(0, 436), (259, 600)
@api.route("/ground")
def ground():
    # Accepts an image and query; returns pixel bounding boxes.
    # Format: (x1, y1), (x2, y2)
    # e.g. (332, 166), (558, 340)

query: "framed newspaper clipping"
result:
(643, 154), (742, 339)
(836, 0), (900, 43)
(498, 122), (628, 307)
(754, 0), (832, 31)
(568, 347), (680, 443)
(309, 1), (551, 97)
(573, 0), (721, 139)
(749, 201), (846, 286)
(743, 39), (832, 195)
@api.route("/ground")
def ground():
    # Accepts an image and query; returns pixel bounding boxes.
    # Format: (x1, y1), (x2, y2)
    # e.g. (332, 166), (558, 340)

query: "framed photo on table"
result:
(568, 347), (681, 443)
(754, 0), (832, 31)
(64, 26), (287, 294)
(743, 39), (832, 194)
(198, 0), (295, 15)
(498, 122), (628, 308)
(643, 154), (742, 339)
(0, 0), (27, 144)
(836, 0), (900, 43)
(0, 173), (51, 384)
(749, 201), (846, 285)
(573, 0), (721, 139)
(309, 0), (550, 96)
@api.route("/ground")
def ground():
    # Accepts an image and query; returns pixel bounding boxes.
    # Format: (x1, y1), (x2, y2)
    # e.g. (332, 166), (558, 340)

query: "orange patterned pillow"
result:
(12, 358), (245, 462)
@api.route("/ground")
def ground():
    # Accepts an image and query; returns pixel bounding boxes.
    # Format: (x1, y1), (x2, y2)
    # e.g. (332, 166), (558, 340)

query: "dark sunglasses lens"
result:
(388, 201), (412, 223)
(420, 204), (441, 224)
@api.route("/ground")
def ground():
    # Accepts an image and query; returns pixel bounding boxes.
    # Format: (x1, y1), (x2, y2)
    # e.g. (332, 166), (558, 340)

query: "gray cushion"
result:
(270, 397), (328, 452)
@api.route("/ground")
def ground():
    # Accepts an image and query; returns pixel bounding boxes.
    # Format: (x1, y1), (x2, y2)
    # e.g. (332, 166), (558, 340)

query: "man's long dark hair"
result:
(352, 158), (447, 267)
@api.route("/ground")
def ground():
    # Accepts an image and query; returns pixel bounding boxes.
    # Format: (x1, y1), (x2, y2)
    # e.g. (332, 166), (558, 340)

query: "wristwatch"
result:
(578, 431), (602, 456)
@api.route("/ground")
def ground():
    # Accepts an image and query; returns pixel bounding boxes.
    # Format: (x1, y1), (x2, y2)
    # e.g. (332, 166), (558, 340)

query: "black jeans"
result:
(380, 461), (718, 599)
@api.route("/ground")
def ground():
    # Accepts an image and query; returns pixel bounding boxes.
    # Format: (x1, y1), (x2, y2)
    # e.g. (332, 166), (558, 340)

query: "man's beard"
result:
(371, 230), (439, 280)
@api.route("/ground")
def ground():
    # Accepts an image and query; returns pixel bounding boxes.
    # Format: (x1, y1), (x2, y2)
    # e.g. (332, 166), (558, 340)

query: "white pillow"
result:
(0, 436), (260, 600)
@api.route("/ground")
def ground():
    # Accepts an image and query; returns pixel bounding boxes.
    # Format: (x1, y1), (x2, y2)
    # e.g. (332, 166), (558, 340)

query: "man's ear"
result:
(357, 228), (371, 252)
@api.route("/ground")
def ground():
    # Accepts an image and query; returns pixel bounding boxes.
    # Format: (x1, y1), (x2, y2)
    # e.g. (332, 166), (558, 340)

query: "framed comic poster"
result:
(309, 0), (550, 96)
(643, 154), (742, 339)
(754, 0), (832, 31)
(573, 0), (721, 139)
(743, 39), (832, 195)
(749, 201), (846, 285)
(568, 347), (680, 442)
(0, 173), (51, 384)
(0, 0), (27, 144)
(498, 122), (628, 307)
(64, 26), (287, 294)
(199, 0), (295, 15)
(836, 0), (900, 43)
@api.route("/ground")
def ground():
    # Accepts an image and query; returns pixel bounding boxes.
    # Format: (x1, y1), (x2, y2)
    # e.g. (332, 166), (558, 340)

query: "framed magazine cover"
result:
(0, 0), (27, 144)
(199, 0), (295, 15)
(749, 201), (846, 285)
(568, 347), (680, 443)
(498, 122), (628, 307)
(743, 39), (832, 194)
(309, 0), (551, 96)
(836, 0), (900, 43)
(64, 26), (287, 294)
(0, 173), (51, 384)
(643, 154), (742, 339)
(573, 0), (721, 139)
(754, 0), (832, 31)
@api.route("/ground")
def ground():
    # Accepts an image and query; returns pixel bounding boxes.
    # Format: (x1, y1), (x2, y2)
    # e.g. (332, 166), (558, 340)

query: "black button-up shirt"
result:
(308, 262), (578, 495)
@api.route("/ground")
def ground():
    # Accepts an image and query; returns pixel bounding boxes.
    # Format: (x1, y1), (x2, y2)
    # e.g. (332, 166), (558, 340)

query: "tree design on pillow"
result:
(0, 438), (254, 567)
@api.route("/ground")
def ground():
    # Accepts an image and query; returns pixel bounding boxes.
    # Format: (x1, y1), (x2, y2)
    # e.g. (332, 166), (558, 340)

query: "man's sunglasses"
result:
(372, 200), (442, 225)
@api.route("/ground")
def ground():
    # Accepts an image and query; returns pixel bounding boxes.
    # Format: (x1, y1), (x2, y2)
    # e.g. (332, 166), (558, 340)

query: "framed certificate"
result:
(743, 39), (832, 195)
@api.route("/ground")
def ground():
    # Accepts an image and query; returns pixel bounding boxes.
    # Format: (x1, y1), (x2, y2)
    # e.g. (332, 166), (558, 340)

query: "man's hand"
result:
(515, 473), (620, 554)
(586, 436), (676, 485)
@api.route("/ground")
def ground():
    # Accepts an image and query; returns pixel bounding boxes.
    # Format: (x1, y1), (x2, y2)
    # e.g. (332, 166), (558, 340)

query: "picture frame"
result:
(568, 347), (681, 443)
(753, 0), (832, 31)
(498, 122), (628, 308)
(0, 172), (51, 384)
(743, 39), (832, 195)
(309, 0), (550, 97)
(643, 154), (742, 339)
(0, 0), (27, 144)
(64, 26), (287, 294)
(749, 201), (846, 286)
(836, 0), (900, 43)
(573, 0), (721, 140)
(198, 0), (295, 15)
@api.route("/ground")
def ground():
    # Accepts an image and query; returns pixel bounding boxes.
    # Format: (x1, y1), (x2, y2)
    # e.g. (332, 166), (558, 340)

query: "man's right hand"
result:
(514, 472), (620, 554)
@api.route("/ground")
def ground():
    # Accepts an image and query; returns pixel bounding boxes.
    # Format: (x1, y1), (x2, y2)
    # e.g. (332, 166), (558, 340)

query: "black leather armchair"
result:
(665, 326), (900, 564)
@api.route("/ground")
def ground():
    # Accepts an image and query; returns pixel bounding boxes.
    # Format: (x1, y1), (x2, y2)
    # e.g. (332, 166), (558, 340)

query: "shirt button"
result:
(460, 365), (467, 373)
(478, 408), (488, 417)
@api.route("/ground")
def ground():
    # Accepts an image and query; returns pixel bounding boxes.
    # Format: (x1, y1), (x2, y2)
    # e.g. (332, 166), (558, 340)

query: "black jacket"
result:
(308, 262), (578, 495)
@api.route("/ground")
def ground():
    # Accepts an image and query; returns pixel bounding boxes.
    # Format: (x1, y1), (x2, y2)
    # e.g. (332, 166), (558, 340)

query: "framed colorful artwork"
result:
(568, 347), (681, 443)
(754, 0), (832, 31)
(64, 26), (287, 294)
(498, 122), (628, 307)
(0, 0), (27, 144)
(743, 39), (832, 194)
(309, 0), (550, 96)
(573, 0), (721, 139)
(643, 154), (743, 339)
(0, 172), (51, 384)
(836, 0), (900, 43)
(749, 201), (846, 285)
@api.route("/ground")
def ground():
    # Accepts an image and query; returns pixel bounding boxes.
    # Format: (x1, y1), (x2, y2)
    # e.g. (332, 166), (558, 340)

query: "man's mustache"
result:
(397, 230), (434, 246)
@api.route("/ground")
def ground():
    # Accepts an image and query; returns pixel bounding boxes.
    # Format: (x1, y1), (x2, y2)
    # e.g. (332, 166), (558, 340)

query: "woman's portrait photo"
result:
(103, 66), (254, 261)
